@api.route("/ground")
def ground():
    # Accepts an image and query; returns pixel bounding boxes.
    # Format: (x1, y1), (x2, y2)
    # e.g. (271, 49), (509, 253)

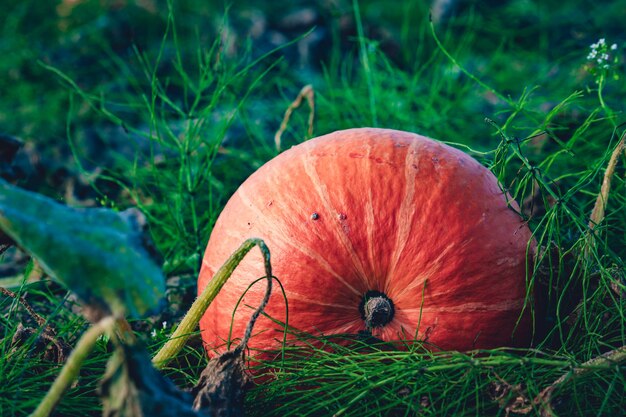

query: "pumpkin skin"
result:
(198, 128), (534, 356)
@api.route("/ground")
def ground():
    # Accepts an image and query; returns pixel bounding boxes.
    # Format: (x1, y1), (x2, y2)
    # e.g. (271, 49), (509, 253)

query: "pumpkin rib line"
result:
(391, 274), (429, 305)
(218, 224), (361, 298)
(313, 318), (364, 336)
(385, 137), (421, 290)
(400, 299), (525, 313)
(232, 190), (362, 297)
(301, 141), (371, 286)
(390, 237), (461, 303)
(364, 139), (378, 290)
(283, 291), (354, 310)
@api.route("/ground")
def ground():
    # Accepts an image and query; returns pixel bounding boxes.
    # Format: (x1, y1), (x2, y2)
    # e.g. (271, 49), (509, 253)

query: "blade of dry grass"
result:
(588, 131), (626, 230)
(274, 84), (315, 151)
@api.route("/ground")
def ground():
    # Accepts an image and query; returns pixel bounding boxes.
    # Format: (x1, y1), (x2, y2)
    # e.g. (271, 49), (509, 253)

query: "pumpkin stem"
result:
(359, 290), (395, 329)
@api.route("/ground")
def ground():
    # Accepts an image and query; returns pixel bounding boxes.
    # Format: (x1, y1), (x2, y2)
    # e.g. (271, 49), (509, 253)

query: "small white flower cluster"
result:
(587, 38), (618, 70)
(150, 321), (169, 339)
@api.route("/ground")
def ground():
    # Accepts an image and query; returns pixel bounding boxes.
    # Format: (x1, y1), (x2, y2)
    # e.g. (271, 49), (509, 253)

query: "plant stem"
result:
(274, 84), (315, 151)
(29, 316), (116, 417)
(152, 237), (271, 368)
(536, 345), (626, 414)
(588, 131), (626, 230)
(585, 130), (626, 259)
(0, 286), (46, 326)
(596, 75), (615, 125)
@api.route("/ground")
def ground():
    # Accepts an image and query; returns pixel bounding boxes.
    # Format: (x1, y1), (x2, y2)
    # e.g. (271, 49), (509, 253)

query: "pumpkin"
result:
(198, 128), (534, 356)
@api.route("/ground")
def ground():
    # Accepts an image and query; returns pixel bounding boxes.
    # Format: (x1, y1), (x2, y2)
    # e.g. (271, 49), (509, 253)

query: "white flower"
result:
(588, 39), (619, 66)
(151, 329), (157, 338)
(162, 321), (168, 329)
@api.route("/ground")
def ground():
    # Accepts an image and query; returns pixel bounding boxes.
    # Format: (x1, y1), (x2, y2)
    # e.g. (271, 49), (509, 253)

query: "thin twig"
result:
(1, 286), (47, 327)
(274, 84), (314, 152)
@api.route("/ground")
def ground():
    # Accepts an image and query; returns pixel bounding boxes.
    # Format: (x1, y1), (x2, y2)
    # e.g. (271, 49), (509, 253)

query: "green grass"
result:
(0, 280), (106, 416)
(1, 0), (625, 416)
(246, 339), (625, 416)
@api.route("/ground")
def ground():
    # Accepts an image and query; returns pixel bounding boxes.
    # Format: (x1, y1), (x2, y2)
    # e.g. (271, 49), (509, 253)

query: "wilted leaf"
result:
(0, 179), (165, 319)
(191, 347), (250, 417)
(100, 344), (209, 417)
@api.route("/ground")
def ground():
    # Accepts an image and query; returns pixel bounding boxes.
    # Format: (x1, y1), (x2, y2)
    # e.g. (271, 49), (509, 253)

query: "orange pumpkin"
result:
(198, 128), (534, 356)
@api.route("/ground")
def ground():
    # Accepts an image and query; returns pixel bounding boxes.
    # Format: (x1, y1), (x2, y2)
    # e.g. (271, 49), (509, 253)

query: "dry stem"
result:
(274, 84), (314, 151)
(588, 131), (626, 231)
(1, 286), (46, 326)
(534, 345), (626, 416)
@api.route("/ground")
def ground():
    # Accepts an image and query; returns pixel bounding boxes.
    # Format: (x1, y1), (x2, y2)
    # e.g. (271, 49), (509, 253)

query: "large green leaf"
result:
(0, 178), (165, 318)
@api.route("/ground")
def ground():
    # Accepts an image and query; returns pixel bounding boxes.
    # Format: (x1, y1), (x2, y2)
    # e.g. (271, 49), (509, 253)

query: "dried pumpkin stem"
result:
(152, 238), (272, 368)
(29, 316), (116, 417)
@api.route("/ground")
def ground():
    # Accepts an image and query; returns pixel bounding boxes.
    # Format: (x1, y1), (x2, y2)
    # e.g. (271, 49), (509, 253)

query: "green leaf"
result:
(0, 178), (165, 318)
